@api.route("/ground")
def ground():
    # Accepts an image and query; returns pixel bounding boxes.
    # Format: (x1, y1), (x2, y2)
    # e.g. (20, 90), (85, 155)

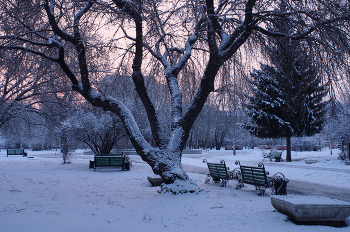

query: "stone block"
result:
(147, 176), (163, 186)
(83, 150), (95, 155)
(271, 195), (350, 222)
(304, 159), (317, 164)
(121, 149), (138, 155)
(182, 149), (202, 154)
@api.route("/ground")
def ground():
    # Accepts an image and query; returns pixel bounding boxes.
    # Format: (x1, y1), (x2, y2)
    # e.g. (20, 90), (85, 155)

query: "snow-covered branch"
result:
(0, 45), (58, 62)
(254, 13), (350, 40)
(43, 0), (74, 43)
(73, 1), (95, 92)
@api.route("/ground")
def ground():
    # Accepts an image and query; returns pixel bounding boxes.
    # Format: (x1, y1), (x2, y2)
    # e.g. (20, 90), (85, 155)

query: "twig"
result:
(161, 215), (168, 227)
(47, 211), (60, 215)
(143, 213), (152, 221)
(211, 203), (224, 209)
(9, 186), (22, 192)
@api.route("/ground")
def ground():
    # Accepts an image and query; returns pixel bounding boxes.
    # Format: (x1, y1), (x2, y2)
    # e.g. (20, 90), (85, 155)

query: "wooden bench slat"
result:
(97, 154), (123, 156)
(241, 172), (265, 177)
(243, 178), (265, 184)
(242, 174), (266, 180)
(242, 175), (266, 181)
(95, 159), (110, 166)
(208, 168), (226, 172)
(242, 173), (265, 178)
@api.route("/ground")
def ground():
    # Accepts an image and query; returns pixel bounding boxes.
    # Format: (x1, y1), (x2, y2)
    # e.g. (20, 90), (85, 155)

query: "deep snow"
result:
(0, 148), (349, 232)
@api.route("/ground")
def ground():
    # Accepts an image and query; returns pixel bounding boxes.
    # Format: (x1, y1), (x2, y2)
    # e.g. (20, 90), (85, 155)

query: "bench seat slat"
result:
(243, 173), (265, 178)
(243, 176), (265, 180)
(243, 175), (265, 181)
(208, 168), (226, 172)
(243, 179), (265, 184)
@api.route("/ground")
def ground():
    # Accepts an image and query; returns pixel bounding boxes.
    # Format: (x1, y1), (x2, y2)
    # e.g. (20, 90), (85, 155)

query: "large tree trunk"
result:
(140, 149), (200, 194)
(286, 136), (291, 162)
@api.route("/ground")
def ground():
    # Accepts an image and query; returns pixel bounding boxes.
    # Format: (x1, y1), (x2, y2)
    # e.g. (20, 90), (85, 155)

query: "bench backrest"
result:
(240, 165), (267, 186)
(7, 149), (25, 155)
(94, 155), (124, 167)
(109, 156), (124, 166)
(96, 153), (123, 156)
(207, 163), (228, 179)
(269, 151), (282, 159)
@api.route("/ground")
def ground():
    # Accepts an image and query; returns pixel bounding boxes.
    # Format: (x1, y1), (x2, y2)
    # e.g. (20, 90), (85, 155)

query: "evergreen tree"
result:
(244, 34), (329, 162)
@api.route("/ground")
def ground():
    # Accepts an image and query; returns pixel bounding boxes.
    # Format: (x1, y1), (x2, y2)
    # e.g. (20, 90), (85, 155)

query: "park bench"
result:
(235, 161), (288, 196)
(263, 150), (282, 162)
(91, 154), (130, 171)
(203, 159), (236, 187)
(7, 149), (27, 157)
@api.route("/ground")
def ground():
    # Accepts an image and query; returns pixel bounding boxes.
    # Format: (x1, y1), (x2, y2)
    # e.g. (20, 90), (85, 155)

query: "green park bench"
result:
(263, 150), (282, 162)
(235, 161), (288, 196)
(90, 154), (130, 171)
(203, 159), (234, 187)
(7, 149), (27, 157)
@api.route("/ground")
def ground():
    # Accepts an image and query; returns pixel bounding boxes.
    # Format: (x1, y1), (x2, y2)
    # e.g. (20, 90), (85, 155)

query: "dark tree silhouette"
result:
(244, 30), (329, 161)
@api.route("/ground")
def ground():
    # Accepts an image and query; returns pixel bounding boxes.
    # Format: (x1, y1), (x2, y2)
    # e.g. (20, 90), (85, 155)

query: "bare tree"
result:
(1, 0), (350, 193)
(0, 50), (53, 129)
(62, 109), (126, 154)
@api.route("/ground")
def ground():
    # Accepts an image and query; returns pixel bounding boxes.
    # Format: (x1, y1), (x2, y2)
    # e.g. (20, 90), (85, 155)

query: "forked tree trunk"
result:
(10, 0), (261, 194)
(138, 148), (201, 194)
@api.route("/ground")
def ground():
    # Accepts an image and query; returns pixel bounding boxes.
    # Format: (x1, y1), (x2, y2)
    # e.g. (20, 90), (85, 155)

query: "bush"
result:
(291, 138), (320, 151)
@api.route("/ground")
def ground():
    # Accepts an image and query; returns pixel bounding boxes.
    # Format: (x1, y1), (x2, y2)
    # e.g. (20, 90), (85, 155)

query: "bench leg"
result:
(123, 163), (130, 171)
(220, 179), (228, 187)
(235, 181), (244, 189)
(256, 186), (266, 196)
(204, 175), (211, 184)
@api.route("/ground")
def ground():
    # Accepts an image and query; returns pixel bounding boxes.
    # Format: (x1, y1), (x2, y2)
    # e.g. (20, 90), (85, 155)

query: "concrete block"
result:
(83, 150), (95, 155)
(271, 195), (350, 222)
(122, 149), (138, 155)
(182, 149), (202, 154)
(147, 176), (163, 186)
(304, 159), (317, 164)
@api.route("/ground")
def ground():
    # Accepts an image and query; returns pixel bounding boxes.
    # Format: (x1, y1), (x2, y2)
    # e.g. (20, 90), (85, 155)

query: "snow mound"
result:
(160, 179), (203, 194)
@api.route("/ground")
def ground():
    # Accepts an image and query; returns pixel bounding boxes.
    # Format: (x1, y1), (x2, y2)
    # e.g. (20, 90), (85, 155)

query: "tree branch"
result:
(43, 0), (74, 43)
(113, 0), (165, 148)
(73, 1), (95, 92)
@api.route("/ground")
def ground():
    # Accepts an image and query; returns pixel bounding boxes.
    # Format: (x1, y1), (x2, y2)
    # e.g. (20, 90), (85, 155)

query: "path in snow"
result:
(264, 161), (350, 174)
(287, 180), (350, 202)
(183, 164), (350, 202)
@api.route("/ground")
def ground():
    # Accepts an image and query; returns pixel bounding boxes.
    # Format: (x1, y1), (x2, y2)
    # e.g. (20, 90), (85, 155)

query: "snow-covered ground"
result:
(0, 148), (349, 232)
